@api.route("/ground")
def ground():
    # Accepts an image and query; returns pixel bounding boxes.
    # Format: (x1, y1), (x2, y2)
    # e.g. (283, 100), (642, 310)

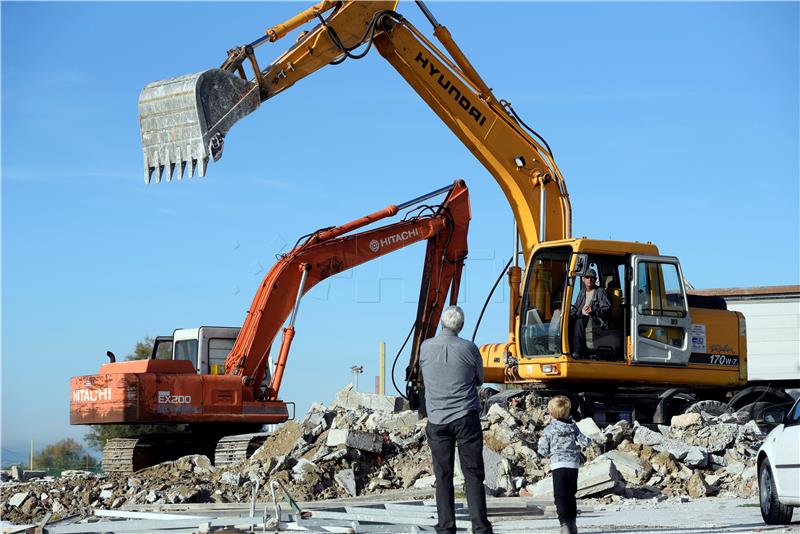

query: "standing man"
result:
(420, 305), (493, 534)
(569, 269), (611, 358)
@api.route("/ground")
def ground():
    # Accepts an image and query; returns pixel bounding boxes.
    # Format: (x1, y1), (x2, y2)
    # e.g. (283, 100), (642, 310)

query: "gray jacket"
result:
(419, 329), (483, 425)
(570, 286), (612, 320)
(537, 418), (591, 470)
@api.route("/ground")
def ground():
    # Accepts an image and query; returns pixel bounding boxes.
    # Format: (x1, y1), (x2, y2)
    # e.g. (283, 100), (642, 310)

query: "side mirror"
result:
(569, 253), (590, 278)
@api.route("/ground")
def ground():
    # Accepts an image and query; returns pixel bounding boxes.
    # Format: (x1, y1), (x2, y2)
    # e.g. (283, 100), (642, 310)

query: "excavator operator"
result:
(569, 270), (611, 358)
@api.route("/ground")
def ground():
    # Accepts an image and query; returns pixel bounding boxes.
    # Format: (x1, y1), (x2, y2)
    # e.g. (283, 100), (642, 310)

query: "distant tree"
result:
(128, 336), (155, 360)
(85, 337), (181, 452)
(34, 438), (98, 471)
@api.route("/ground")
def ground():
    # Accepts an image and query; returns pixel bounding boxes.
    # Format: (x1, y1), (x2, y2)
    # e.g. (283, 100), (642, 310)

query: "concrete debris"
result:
(334, 468), (357, 497)
(575, 417), (603, 442)
(331, 384), (408, 413)
(8, 491), (29, 508)
(601, 450), (652, 484)
(532, 457), (624, 500)
(326, 428), (382, 453)
(670, 412), (702, 429)
(0, 387), (770, 526)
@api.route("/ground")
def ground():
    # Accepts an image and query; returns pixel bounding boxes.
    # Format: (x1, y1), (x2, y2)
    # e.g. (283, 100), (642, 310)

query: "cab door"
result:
(631, 255), (692, 365)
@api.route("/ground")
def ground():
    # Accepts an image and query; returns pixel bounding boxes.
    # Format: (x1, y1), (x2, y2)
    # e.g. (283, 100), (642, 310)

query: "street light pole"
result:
(350, 365), (364, 392)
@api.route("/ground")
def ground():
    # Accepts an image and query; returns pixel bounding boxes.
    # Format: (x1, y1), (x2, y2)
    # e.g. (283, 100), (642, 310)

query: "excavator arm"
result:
(225, 180), (470, 401)
(138, 0), (570, 255)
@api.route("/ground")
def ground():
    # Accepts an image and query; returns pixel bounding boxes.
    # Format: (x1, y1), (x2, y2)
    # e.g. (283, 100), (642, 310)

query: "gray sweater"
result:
(419, 329), (483, 425)
(537, 418), (592, 470)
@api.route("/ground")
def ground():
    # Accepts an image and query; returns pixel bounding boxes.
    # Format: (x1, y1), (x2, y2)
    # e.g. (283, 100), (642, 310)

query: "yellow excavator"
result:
(137, 0), (794, 424)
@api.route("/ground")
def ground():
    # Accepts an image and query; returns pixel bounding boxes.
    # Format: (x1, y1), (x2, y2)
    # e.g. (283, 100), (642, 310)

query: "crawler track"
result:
(101, 427), (269, 473)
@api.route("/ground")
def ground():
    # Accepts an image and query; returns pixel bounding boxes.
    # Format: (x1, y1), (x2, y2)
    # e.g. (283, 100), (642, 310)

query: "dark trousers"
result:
(426, 411), (493, 534)
(572, 315), (590, 356)
(553, 467), (579, 525)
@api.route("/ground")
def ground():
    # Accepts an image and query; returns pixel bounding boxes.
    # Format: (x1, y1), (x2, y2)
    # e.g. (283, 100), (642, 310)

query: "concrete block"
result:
(683, 447), (709, 468)
(602, 450), (652, 484)
(334, 468), (357, 497)
(220, 471), (242, 486)
(10, 465), (22, 481)
(633, 425), (665, 446)
(292, 459), (317, 481)
(326, 428), (382, 453)
(8, 491), (30, 507)
(332, 386), (408, 413)
(460, 445), (514, 495)
(533, 458), (623, 500)
(654, 438), (693, 461)
(413, 474), (437, 489)
(671, 412), (702, 429)
(365, 410), (419, 434)
(576, 417), (603, 441)
(484, 422), (520, 452)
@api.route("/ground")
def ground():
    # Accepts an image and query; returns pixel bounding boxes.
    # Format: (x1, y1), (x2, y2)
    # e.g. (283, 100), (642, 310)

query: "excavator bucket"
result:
(138, 69), (260, 183)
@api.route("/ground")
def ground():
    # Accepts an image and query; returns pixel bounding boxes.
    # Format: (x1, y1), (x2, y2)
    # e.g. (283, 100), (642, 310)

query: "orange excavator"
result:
(70, 180), (470, 472)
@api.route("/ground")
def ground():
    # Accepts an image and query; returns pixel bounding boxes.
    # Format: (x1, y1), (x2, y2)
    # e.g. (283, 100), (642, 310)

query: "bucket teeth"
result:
(138, 69), (260, 184)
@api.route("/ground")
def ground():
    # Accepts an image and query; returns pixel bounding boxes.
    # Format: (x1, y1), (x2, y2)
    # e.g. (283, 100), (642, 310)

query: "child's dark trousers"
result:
(553, 467), (579, 525)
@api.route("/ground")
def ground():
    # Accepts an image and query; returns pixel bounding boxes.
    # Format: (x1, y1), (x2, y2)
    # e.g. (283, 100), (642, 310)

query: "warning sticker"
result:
(690, 324), (707, 353)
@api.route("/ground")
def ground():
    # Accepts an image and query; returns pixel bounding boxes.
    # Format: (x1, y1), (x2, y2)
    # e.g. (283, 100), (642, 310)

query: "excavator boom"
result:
(228, 179), (470, 400)
(137, 0), (570, 252)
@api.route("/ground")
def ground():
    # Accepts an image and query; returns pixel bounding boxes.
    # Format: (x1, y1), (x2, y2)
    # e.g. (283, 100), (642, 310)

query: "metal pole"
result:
(539, 183), (547, 242)
(29, 439), (34, 470)
(414, 0), (441, 28)
(379, 342), (386, 395)
(513, 221), (520, 268)
(289, 266), (311, 327)
(396, 183), (455, 210)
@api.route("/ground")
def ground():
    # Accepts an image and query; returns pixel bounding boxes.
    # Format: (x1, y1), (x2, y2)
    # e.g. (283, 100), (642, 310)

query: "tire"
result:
(759, 458), (794, 525)
(684, 399), (732, 416)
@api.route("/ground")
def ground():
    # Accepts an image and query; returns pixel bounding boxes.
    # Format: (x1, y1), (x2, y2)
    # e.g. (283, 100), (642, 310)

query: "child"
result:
(537, 395), (591, 534)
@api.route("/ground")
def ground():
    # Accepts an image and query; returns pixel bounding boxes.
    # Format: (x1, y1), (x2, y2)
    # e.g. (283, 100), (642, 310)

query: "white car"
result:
(758, 395), (800, 524)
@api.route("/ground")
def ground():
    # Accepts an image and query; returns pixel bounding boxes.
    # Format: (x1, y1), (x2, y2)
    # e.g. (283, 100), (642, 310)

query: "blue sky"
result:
(2, 1), (798, 462)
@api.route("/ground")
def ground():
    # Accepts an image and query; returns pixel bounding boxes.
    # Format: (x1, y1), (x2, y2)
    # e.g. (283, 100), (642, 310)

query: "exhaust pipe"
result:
(138, 69), (261, 183)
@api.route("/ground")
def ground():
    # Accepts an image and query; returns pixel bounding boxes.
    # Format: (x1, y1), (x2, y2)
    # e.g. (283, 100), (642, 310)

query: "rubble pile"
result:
(1, 386), (767, 525)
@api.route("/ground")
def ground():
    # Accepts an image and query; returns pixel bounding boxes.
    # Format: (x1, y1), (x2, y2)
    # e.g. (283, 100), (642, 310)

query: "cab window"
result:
(207, 338), (235, 374)
(152, 340), (172, 360)
(637, 262), (687, 317)
(519, 247), (570, 357)
(174, 339), (198, 369)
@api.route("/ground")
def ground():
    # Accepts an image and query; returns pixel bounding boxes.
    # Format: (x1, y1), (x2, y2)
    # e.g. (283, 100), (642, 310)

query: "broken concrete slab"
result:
(8, 491), (30, 507)
(483, 421), (520, 452)
(331, 385), (408, 413)
(633, 425), (665, 446)
(684, 447), (709, 468)
(533, 458), (623, 500)
(326, 428), (382, 453)
(365, 410), (419, 434)
(670, 412), (702, 429)
(576, 417), (603, 441)
(334, 468), (357, 497)
(654, 438), (694, 461)
(220, 471), (242, 486)
(602, 450), (652, 484)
